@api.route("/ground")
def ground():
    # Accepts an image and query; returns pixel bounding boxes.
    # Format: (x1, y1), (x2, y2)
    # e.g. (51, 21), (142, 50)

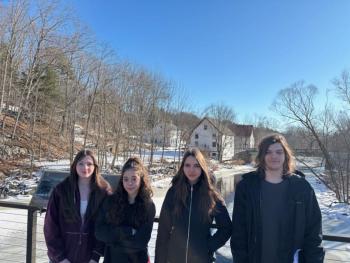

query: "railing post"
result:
(26, 207), (37, 263)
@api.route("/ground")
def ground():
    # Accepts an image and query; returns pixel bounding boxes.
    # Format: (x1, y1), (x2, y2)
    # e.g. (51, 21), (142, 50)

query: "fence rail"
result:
(1, 201), (349, 263)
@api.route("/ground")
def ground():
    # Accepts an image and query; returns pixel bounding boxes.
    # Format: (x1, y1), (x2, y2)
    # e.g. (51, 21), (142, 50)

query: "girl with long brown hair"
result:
(95, 157), (155, 263)
(155, 148), (231, 263)
(44, 149), (111, 263)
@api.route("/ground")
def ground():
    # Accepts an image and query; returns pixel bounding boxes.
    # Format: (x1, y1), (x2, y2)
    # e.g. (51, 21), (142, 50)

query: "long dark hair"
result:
(107, 157), (153, 227)
(255, 133), (296, 175)
(172, 148), (223, 220)
(62, 149), (111, 221)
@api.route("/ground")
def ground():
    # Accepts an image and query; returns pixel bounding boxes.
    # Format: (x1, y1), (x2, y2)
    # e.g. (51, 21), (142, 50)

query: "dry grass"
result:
(0, 114), (74, 175)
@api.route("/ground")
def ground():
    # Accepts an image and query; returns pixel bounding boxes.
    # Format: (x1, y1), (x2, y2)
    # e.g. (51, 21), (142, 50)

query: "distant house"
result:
(188, 117), (234, 161)
(144, 123), (185, 148)
(228, 123), (255, 153)
(0, 103), (20, 117)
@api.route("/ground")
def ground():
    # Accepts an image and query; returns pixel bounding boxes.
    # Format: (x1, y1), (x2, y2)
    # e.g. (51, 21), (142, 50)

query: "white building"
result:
(188, 118), (235, 161)
(228, 123), (255, 154)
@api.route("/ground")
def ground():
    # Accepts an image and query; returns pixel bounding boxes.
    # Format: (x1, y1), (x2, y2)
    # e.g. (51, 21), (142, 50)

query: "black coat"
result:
(95, 196), (156, 263)
(155, 182), (232, 263)
(230, 171), (325, 263)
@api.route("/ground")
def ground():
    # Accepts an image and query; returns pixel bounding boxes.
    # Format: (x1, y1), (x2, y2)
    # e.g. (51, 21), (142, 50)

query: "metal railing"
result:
(1, 201), (350, 263)
(0, 201), (45, 263)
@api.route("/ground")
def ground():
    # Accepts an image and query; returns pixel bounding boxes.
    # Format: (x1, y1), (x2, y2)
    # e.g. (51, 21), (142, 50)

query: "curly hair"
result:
(107, 157), (153, 227)
(172, 148), (223, 221)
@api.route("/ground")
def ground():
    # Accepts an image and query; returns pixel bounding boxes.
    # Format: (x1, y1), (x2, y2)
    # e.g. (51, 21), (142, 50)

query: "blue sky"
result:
(66, 0), (350, 123)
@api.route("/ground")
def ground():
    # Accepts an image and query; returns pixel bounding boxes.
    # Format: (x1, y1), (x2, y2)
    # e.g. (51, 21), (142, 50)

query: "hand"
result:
(59, 259), (71, 263)
(89, 260), (98, 263)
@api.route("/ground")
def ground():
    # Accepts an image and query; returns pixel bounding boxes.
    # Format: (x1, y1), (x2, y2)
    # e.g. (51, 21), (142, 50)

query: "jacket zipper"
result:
(253, 189), (261, 245)
(254, 183), (262, 263)
(185, 185), (193, 263)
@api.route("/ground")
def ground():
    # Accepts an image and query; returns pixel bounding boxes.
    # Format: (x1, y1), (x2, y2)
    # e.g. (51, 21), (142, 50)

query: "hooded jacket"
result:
(44, 177), (106, 263)
(230, 171), (325, 263)
(155, 180), (232, 263)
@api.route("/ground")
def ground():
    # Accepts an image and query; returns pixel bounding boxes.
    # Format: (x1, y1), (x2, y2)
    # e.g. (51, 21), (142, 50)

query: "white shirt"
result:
(293, 249), (301, 263)
(80, 200), (88, 221)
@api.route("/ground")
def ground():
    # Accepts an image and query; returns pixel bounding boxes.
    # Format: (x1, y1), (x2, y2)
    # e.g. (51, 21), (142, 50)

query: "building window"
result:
(212, 133), (216, 138)
(212, 152), (217, 157)
(195, 133), (199, 139)
(212, 142), (216, 148)
(204, 125), (207, 130)
(195, 141), (198, 146)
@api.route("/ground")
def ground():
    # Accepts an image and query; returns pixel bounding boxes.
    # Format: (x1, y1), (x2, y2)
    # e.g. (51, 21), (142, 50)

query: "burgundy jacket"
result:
(44, 177), (107, 263)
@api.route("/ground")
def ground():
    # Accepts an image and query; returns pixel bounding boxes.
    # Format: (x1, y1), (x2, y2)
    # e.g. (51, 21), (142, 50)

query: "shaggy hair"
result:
(255, 133), (296, 175)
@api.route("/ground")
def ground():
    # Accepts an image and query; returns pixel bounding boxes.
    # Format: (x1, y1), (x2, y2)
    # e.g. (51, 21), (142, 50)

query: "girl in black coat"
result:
(155, 148), (232, 263)
(231, 134), (325, 263)
(95, 157), (155, 263)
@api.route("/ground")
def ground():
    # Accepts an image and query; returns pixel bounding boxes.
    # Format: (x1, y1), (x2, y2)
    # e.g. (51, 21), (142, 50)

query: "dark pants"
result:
(104, 250), (149, 263)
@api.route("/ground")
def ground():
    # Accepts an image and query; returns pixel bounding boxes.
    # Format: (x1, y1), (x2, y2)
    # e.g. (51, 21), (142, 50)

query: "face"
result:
(264, 143), (285, 172)
(183, 155), (202, 185)
(123, 169), (141, 198)
(76, 156), (95, 179)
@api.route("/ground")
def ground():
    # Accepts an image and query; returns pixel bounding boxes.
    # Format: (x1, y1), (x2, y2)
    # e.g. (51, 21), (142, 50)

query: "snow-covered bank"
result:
(1, 157), (350, 262)
(295, 157), (350, 260)
(305, 172), (350, 261)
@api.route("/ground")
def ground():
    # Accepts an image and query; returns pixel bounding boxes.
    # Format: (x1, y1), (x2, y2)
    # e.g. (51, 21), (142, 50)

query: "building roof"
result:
(228, 123), (254, 137)
(190, 117), (235, 136)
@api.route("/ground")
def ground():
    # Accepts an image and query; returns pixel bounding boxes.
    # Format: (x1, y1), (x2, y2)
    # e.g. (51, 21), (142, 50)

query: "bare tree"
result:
(333, 70), (350, 106)
(272, 81), (350, 202)
(247, 113), (278, 146)
(108, 63), (129, 169)
(0, 0), (210, 176)
(0, 0), (29, 116)
(203, 102), (236, 162)
(171, 85), (190, 164)
(272, 82), (333, 166)
(11, 0), (71, 138)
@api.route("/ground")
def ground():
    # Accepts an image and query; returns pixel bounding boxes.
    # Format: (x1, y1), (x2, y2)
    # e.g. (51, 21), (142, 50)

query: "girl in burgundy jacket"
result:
(44, 149), (111, 263)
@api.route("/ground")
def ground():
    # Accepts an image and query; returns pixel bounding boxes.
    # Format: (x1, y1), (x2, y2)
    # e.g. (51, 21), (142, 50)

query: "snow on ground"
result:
(1, 194), (32, 204)
(34, 147), (180, 171)
(1, 155), (350, 262)
(308, 173), (350, 262)
(297, 157), (350, 261)
(35, 159), (71, 170)
(152, 177), (172, 191)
